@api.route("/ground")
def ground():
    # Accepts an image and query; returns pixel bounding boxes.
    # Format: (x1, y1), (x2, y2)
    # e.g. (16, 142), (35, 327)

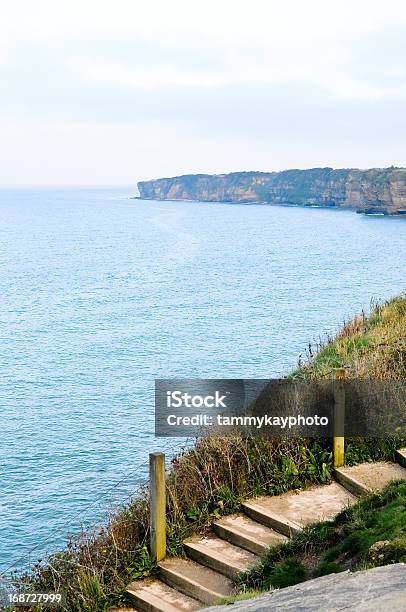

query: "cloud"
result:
(0, 0), (405, 184)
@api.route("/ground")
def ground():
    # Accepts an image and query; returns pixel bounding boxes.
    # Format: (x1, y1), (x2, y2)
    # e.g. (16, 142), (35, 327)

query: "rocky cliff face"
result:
(138, 167), (406, 215)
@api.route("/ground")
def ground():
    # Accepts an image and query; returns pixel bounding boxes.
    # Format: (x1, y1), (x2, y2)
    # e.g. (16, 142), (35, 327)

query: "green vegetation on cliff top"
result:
(292, 294), (406, 380)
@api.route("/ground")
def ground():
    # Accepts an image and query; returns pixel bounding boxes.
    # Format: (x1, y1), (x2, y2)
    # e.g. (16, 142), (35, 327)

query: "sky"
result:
(1, 0), (406, 186)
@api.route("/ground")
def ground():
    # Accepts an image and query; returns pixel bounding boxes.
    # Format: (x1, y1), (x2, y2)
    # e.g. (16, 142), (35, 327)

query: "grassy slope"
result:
(292, 294), (405, 380)
(17, 296), (406, 611)
(293, 294), (406, 465)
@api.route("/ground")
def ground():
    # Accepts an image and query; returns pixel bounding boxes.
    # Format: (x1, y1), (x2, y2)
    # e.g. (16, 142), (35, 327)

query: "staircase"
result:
(124, 451), (406, 612)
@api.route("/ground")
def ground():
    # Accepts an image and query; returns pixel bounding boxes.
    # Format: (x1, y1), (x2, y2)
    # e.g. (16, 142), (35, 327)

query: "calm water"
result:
(0, 187), (405, 574)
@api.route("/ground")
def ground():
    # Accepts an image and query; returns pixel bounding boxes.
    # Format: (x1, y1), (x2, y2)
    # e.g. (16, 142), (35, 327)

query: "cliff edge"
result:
(138, 167), (406, 215)
(207, 564), (406, 611)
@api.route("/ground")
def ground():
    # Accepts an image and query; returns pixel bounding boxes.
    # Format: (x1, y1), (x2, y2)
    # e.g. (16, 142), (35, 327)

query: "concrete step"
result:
(126, 578), (201, 612)
(243, 482), (356, 537)
(158, 557), (236, 605)
(335, 461), (406, 496)
(213, 513), (288, 555)
(396, 448), (406, 469)
(183, 534), (258, 579)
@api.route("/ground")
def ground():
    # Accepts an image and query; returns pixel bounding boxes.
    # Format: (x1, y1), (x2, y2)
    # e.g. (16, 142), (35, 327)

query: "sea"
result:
(0, 186), (404, 574)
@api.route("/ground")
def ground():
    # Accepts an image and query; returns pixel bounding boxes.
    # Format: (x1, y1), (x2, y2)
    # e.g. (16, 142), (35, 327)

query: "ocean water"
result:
(0, 187), (405, 574)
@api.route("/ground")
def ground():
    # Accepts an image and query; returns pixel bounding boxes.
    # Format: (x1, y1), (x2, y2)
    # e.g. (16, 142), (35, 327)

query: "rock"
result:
(206, 563), (406, 611)
(137, 168), (406, 215)
(369, 540), (391, 561)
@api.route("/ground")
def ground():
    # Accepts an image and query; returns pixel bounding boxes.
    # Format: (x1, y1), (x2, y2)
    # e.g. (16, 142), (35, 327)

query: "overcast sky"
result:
(1, 0), (406, 186)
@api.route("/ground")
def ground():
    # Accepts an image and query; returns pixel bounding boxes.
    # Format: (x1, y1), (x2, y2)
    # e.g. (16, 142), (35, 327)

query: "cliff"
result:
(138, 167), (406, 215)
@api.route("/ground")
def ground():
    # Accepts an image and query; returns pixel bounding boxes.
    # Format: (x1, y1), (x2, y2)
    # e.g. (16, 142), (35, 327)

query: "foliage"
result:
(292, 295), (406, 380)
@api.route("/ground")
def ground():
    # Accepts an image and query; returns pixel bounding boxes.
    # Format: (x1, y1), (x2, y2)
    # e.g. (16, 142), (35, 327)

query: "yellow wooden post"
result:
(149, 452), (166, 562)
(333, 368), (346, 468)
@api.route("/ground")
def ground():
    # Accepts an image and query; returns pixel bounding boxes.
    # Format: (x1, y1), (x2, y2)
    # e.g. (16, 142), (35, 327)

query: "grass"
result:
(11, 295), (406, 611)
(214, 590), (263, 605)
(292, 294), (406, 380)
(237, 480), (406, 594)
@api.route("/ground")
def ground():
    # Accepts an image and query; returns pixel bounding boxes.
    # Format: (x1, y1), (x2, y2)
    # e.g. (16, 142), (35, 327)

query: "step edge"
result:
(212, 522), (277, 555)
(213, 518), (288, 543)
(334, 468), (372, 496)
(184, 543), (252, 579)
(158, 563), (234, 604)
(242, 502), (301, 536)
(158, 560), (234, 594)
(183, 541), (249, 572)
(396, 448), (406, 468)
(126, 582), (193, 612)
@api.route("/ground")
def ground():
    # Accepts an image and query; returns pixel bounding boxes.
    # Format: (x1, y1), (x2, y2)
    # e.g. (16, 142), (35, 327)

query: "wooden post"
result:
(149, 452), (166, 562)
(333, 368), (346, 468)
